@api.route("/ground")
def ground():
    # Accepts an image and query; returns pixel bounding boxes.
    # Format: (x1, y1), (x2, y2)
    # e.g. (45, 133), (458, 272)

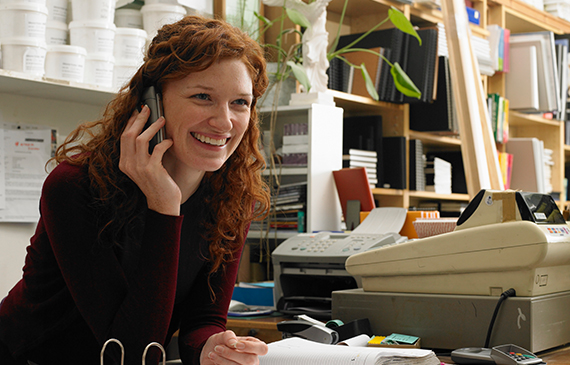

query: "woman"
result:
(0, 15), (270, 365)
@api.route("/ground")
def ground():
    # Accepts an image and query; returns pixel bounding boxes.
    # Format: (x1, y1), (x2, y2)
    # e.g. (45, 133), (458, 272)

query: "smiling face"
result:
(160, 58), (254, 175)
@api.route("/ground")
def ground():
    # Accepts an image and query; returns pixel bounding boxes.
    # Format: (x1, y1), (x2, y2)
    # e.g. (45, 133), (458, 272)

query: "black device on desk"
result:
(451, 344), (544, 365)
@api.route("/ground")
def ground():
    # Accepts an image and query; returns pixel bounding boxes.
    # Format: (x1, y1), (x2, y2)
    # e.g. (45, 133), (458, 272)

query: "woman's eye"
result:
(193, 93), (209, 100)
(235, 99), (251, 107)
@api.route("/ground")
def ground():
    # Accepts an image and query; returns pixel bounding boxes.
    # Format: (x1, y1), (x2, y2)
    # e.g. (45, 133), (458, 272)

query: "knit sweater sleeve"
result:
(41, 162), (182, 364)
(177, 235), (246, 364)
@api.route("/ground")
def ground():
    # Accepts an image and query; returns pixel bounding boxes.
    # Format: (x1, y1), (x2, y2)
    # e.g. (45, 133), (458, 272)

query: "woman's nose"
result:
(208, 105), (233, 132)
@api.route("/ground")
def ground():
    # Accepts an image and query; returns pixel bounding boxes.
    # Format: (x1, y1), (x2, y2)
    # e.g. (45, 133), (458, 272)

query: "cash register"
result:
(334, 190), (570, 352)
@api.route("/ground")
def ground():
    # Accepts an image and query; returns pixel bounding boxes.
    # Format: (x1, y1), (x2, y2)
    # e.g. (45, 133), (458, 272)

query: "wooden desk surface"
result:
(226, 316), (570, 363)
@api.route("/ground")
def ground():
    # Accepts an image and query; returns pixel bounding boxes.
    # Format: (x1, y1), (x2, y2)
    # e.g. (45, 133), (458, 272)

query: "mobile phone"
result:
(139, 86), (165, 153)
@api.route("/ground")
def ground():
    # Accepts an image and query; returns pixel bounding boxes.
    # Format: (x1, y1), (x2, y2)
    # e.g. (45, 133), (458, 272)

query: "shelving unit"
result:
(316, 0), (570, 211)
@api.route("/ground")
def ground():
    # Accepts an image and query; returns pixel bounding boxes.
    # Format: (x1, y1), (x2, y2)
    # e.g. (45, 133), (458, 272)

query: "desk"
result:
(226, 316), (570, 363)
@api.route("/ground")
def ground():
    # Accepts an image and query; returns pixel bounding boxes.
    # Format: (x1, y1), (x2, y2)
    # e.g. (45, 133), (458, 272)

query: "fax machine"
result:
(272, 208), (408, 319)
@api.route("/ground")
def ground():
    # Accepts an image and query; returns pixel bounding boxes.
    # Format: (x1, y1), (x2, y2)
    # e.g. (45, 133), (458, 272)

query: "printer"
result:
(334, 189), (570, 352)
(271, 207), (408, 319)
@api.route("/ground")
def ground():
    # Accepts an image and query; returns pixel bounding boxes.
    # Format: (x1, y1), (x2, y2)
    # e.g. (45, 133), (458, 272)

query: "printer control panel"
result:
(273, 231), (404, 259)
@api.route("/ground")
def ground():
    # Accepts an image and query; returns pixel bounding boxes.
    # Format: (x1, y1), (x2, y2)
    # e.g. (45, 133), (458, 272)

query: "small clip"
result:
(142, 342), (166, 365)
(100, 338), (124, 365)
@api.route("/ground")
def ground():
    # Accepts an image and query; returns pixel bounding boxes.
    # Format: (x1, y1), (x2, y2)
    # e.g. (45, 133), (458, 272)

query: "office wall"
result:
(0, 91), (106, 297)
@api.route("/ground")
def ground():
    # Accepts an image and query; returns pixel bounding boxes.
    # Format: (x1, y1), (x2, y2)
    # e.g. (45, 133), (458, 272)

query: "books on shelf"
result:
(343, 115), (383, 187)
(409, 139), (426, 191)
(498, 151), (514, 190)
(251, 181), (307, 232)
(259, 336), (440, 365)
(425, 157), (452, 195)
(506, 137), (548, 194)
(487, 93), (509, 143)
(282, 123), (308, 167)
(343, 149), (378, 188)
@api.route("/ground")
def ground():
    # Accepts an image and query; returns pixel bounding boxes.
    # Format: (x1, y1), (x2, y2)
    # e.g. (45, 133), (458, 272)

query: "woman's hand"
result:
(200, 330), (268, 365)
(119, 106), (181, 216)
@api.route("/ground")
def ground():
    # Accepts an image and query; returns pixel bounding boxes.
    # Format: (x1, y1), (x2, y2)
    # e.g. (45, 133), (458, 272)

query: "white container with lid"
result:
(46, 0), (67, 23)
(113, 59), (141, 90)
(0, 0), (47, 5)
(114, 8), (143, 29)
(1, 37), (47, 76)
(114, 27), (147, 63)
(0, 3), (48, 40)
(84, 52), (114, 88)
(45, 44), (86, 82)
(70, 0), (115, 23)
(45, 20), (67, 45)
(69, 20), (116, 55)
(140, 4), (186, 38)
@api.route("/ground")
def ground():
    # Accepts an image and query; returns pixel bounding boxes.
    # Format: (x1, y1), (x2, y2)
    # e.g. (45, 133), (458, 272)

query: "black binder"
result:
(336, 28), (407, 103)
(343, 115), (383, 187)
(409, 56), (458, 134)
(381, 136), (406, 189)
(402, 27), (439, 103)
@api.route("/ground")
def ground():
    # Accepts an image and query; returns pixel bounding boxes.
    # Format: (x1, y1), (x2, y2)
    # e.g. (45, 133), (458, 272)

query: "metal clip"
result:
(142, 342), (166, 365)
(100, 338), (124, 365)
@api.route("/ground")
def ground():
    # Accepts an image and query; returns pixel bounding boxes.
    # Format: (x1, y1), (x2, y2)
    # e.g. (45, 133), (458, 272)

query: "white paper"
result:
(352, 207), (407, 235)
(0, 123), (55, 222)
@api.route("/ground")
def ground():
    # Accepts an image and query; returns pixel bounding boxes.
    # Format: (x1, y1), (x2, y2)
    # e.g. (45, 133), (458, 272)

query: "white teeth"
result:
(192, 132), (227, 146)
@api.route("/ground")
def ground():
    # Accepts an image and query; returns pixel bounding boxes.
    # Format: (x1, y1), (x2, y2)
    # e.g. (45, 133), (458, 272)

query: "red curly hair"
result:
(51, 15), (270, 277)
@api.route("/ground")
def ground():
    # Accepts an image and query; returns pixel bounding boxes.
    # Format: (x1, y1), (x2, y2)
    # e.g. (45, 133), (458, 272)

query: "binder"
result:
(332, 167), (376, 225)
(343, 115), (383, 186)
(381, 136), (406, 189)
(506, 137), (546, 193)
(505, 45), (539, 111)
(342, 47), (383, 98)
(402, 27), (439, 103)
(409, 139), (425, 191)
(409, 56), (458, 134)
(336, 28), (407, 103)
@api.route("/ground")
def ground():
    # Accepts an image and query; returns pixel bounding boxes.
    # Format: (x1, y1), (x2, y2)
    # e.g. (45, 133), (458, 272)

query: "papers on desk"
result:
(259, 336), (440, 365)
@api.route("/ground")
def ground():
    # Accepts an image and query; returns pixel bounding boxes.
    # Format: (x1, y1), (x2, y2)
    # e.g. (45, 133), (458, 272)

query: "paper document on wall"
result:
(0, 123), (56, 222)
(259, 337), (440, 365)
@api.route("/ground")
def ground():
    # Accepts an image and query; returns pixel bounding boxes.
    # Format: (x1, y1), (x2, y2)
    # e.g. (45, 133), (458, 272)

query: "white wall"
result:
(0, 88), (111, 297)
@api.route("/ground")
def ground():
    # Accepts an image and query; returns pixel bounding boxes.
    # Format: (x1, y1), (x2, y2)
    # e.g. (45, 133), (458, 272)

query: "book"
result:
(259, 336), (440, 365)
(342, 47), (384, 98)
(426, 151), (467, 194)
(409, 139), (425, 191)
(505, 45), (539, 111)
(506, 137), (546, 193)
(381, 136), (406, 189)
(336, 28), (408, 103)
(343, 115), (383, 186)
(409, 56), (459, 135)
(333, 167), (376, 227)
(402, 27), (439, 103)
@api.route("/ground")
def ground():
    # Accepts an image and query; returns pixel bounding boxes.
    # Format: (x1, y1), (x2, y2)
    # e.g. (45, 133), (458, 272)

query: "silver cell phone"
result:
(139, 86), (165, 153)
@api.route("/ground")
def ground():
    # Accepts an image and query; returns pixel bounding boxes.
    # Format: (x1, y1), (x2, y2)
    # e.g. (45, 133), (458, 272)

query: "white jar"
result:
(46, 0), (67, 23)
(71, 0), (114, 23)
(113, 59), (140, 90)
(1, 37), (47, 76)
(45, 44), (86, 82)
(45, 20), (67, 45)
(0, 0), (47, 5)
(114, 27), (147, 64)
(84, 52), (114, 88)
(69, 20), (115, 55)
(114, 8), (143, 29)
(140, 4), (186, 38)
(0, 3), (48, 40)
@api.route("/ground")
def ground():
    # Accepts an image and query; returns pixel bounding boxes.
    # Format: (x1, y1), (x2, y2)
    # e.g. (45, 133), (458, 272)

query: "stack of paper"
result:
(343, 149), (378, 188)
(425, 157), (452, 194)
(282, 123), (308, 166)
(260, 336), (441, 365)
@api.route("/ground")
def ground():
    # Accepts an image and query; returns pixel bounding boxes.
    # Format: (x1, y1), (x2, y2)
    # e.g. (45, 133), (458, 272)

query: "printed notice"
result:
(0, 123), (56, 222)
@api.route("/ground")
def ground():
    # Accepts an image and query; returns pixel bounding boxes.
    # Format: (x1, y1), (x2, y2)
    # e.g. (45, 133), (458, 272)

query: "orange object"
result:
(400, 210), (440, 239)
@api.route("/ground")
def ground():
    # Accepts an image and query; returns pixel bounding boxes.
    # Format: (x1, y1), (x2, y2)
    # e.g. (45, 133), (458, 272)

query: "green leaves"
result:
(388, 7), (422, 46)
(360, 64), (379, 101)
(286, 8), (312, 29)
(287, 61), (311, 92)
(391, 62), (421, 99)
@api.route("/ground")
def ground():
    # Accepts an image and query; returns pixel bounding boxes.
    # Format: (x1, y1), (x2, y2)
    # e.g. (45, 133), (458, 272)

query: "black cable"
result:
(484, 288), (516, 348)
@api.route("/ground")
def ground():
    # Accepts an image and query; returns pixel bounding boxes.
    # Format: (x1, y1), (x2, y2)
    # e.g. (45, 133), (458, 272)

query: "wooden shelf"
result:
(409, 131), (462, 147)
(490, 0), (570, 34)
(509, 111), (563, 127)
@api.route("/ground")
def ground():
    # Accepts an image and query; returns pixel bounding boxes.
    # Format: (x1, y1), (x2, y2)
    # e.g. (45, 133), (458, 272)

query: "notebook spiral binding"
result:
(100, 338), (166, 365)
